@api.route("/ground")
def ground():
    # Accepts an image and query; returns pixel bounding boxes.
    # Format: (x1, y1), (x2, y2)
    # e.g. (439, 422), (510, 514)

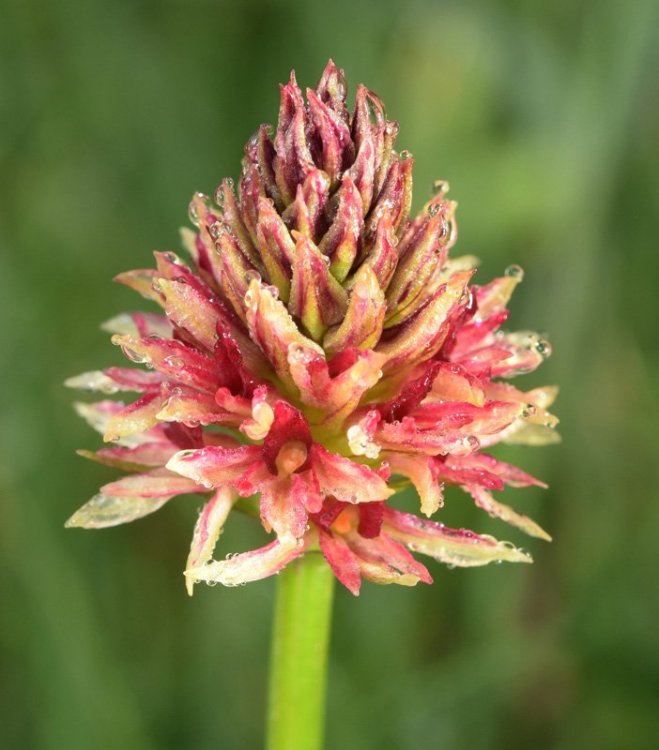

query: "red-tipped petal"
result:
(185, 538), (305, 587)
(167, 445), (262, 489)
(288, 232), (348, 341)
(310, 445), (393, 504)
(319, 175), (363, 283)
(345, 531), (432, 587)
(324, 264), (386, 355)
(387, 453), (444, 517)
(319, 529), (361, 595)
(383, 507), (533, 567)
(465, 484), (552, 541)
(185, 487), (237, 595)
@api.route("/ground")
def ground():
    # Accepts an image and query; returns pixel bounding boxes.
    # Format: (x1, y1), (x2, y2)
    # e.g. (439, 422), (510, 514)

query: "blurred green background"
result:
(2, 0), (658, 748)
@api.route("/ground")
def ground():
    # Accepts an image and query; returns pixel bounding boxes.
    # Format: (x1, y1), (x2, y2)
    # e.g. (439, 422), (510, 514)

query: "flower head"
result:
(67, 61), (558, 595)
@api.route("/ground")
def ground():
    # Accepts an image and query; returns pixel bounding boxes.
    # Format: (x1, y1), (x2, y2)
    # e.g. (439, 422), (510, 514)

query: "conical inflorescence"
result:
(67, 61), (558, 595)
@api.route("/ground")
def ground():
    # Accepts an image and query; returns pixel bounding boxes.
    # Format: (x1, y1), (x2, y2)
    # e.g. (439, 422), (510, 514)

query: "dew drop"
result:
(264, 284), (279, 299)
(535, 339), (552, 358)
(209, 222), (226, 241)
(459, 288), (474, 307)
(164, 355), (185, 369)
(432, 180), (449, 196)
(123, 347), (148, 365)
(522, 404), (537, 418)
(244, 269), (261, 285)
(427, 202), (441, 217)
(214, 184), (226, 208)
(504, 264), (524, 280)
(175, 449), (197, 460)
(399, 149), (412, 161)
(188, 200), (200, 227)
(188, 192), (208, 228)
(461, 435), (479, 453)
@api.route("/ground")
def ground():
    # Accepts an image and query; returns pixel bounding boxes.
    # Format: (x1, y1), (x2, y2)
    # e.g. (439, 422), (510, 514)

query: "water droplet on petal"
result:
(535, 339), (552, 358)
(244, 269), (261, 285)
(459, 288), (474, 307)
(175, 449), (197, 460)
(188, 201), (200, 227)
(399, 149), (412, 161)
(188, 192), (208, 228)
(264, 284), (279, 299)
(163, 355), (185, 369)
(504, 264), (524, 279)
(123, 347), (148, 364)
(522, 404), (537, 418)
(432, 180), (449, 196)
(213, 184), (226, 208)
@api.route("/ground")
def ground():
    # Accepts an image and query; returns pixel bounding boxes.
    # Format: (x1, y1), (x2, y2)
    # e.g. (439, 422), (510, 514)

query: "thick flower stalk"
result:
(67, 61), (558, 597)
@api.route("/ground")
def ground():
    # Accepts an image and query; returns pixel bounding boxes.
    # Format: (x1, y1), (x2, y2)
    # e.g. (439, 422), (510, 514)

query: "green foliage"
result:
(1, 0), (658, 747)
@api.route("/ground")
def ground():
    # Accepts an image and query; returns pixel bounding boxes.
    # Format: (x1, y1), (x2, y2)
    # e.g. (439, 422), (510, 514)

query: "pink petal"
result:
(259, 475), (308, 541)
(387, 453), (444, 516)
(65, 493), (173, 529)
(166, 445), (262, 489)
(466, 484), (552, 541)
(111, 334), (217, 393)
(185, 487), (237, 595)
(310, 445), (393, 504)
(157, 278), (223, 351)
(444, 453), (546, 489)
(319, 530), (361, 595)
(261, 401), (312, 473)
(323, 264), (386, 355)
(157, 387), (243, 427)
(345, 531), (432, 587)
(318, 175), (363, 282)
(287, 346), (385, 428)
(77, 441), (178, 472)
(103, 392), (165, 443)
(377, 270), (472, 372)
(383, 507), (533, 566)
(101, 311), (172, 339)
(101, 468), (203, 498)
(185, 539), (305, 587)
(288, 231), (348, 340)
(245, 279), (324, 387)
(65, 368), (163, 394)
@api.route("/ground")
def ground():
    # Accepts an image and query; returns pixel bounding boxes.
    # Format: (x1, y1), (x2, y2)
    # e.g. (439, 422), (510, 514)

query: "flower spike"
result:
(68, 61), (557, 595)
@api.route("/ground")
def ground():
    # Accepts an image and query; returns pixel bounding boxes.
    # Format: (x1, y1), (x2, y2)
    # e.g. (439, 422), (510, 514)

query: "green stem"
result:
(266, 553), (335, 750)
